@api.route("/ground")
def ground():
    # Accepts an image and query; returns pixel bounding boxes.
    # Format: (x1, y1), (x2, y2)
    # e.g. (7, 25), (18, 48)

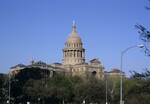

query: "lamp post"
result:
(8, 73), (10, 104)
(120, 44), (144, 104)
(106, 78), (108, 104)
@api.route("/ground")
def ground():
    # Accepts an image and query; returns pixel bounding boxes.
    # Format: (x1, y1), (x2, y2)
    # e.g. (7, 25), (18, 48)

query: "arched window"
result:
(92, 71), (97, 76)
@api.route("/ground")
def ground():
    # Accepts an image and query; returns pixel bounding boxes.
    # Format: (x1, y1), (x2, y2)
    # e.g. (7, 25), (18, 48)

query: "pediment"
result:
(89, 58), (100, 63)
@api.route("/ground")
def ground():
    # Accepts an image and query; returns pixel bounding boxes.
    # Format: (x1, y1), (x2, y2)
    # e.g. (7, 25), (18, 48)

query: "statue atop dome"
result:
(72, 21), (76, 32)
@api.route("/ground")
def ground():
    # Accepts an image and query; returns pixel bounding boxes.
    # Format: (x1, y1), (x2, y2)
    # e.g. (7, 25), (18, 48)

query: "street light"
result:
(8, 73), (10, 104)
(106, 78), (108, 104)
(120, 44), (144, 104)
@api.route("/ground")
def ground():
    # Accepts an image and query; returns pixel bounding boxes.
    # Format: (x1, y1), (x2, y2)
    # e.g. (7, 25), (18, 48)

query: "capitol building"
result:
(9, 22), (125, 79)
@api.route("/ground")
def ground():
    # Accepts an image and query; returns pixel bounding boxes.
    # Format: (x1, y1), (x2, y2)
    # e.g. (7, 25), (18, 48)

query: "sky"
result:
(0, 0), (150, 77)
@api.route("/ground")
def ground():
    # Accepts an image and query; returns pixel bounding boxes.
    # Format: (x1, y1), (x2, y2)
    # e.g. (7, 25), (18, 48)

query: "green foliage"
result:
(131, 3), (150, 103)
(10, 67), (51, 103)
(126, 93), (150, 104)
(124, 79), (150, 104)
(0, 73), (4, 97)
(0, 73), (8, 101)
(2, 68), (150, 104)
(74, 77), (105, 104)
(23, 78), (54, 102)
(106, 77), (120, 104)
(53, 75), (73, 102)
(14, 67), (50, 82)
(22, 75), (83, 103)
(113, 78), (150, 104)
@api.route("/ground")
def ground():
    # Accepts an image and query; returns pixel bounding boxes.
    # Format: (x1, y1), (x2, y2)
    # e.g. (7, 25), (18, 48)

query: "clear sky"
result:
(0, 0), (150, 77)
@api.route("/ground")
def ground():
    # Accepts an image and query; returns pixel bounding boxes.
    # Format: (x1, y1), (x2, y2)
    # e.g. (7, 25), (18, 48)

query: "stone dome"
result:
(62, 21), (85, 65)
(66, 22), (82, 43)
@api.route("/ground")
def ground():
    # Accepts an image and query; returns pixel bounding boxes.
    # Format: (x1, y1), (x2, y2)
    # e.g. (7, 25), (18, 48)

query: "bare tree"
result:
(135, 0), (150, 56)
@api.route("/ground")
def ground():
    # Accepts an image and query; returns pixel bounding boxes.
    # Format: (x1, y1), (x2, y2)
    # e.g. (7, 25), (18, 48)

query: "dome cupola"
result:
(66, 21), (82, 44)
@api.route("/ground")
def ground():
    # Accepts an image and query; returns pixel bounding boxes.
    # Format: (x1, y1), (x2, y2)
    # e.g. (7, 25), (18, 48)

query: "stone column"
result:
(72, 50), (74, 57)
(67, 51), (68, 58)
(73, 50), (75, 57)
(82, 51), (85, 58)
(64, 51), (66, 57)
(75, 50), (77, 57)
(63, 51), (65, 58)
